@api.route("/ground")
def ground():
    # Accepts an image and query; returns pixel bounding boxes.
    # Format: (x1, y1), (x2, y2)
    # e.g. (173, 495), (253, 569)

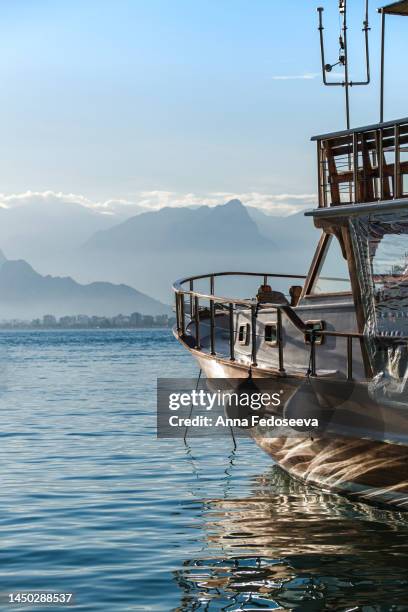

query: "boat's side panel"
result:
(234, 300), (365, 378)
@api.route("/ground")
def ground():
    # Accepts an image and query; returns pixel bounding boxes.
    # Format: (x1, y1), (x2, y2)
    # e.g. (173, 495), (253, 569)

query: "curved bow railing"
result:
(172, 271), (364, 378)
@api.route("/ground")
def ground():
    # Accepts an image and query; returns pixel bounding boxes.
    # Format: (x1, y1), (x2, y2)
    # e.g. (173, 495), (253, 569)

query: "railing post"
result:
(377, 128), (384, 200)
(353, 131), (359, 203)
(319, 141), (328, 208)
(175, 293), (180, 335)
(194, 296), (201, 350)
(394, 124), (401, 199)
(277, 308), (285, 374)
(210, 276), (215, 355)
(317, 142), (322, 208)
(347, 336), (353, 381)
(251, 304), (257, 367)
(229, 303), (235, 361)
(263, 275), (268, 287)
(180, 294), (185, 336)
(189, 280), (194, 319)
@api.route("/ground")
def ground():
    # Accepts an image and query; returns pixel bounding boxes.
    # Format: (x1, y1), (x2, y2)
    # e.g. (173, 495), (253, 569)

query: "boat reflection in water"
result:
(173, 465), (408, 610)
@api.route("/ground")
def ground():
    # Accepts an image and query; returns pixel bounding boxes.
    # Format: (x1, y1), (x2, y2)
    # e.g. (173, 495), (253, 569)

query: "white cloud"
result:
(270, 71), (346, 82)
(0, 189), (316, 217)
(271, 72), (319, 81)
(0, 190), (98, 210)
(0, 190), (140, 216)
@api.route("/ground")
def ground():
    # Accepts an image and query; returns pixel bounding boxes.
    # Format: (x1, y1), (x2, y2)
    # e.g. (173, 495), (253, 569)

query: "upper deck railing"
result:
(313, 116), (408, 208)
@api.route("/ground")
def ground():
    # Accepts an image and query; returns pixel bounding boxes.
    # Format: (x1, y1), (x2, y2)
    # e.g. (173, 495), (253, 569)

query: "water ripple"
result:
(0, 330), (406, 610)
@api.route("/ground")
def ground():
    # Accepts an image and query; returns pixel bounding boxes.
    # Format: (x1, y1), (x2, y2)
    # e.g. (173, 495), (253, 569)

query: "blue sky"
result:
(0, 0), (406, 214)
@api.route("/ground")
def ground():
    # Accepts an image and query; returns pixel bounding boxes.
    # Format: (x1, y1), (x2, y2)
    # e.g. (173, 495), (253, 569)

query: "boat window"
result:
(310, 235), (351, 294)
(349, 210), (408, 401)
(350, 211), (408, 340)
(238, 323), (250, 345)
(305, 320), (325, 345)
(371, 233), (408, 303)
(264, 323), (278, 346)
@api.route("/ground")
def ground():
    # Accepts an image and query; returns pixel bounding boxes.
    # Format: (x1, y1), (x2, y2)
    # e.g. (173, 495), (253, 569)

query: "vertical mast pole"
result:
(380, 9), (385, 123)
(342, 0), (351, 129)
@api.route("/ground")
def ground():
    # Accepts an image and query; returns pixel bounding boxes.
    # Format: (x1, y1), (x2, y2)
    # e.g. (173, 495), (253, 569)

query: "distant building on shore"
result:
(0, 312), (176, 330)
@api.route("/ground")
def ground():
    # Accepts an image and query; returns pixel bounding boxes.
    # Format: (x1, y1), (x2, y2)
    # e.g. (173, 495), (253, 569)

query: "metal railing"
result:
(173, 271), (362, 380)
(315, 116), (408, 208)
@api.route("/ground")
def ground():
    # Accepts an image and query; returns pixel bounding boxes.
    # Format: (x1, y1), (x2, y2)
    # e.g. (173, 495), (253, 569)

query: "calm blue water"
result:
(0, 329), (407, 611)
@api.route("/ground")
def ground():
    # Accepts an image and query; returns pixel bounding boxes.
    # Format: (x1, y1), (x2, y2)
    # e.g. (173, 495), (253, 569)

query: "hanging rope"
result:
(183, 369), (202, 444)
(306, 330), (317, 380)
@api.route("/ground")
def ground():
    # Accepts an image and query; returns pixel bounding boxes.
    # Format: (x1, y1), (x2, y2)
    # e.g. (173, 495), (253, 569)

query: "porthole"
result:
(238, 323), (250, 345)
(264, 323), (278, 346)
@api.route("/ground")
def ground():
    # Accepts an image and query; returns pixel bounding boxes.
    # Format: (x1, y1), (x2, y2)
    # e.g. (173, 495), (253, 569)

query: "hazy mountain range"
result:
(0, 197), (320, 318)
(80, 199), (318, 302)
(0, 251), (170, 320)
(84, 199), (272, 252)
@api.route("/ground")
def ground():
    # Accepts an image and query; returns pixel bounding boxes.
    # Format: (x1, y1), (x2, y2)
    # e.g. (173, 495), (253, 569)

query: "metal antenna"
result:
(318, 0), (370, 129)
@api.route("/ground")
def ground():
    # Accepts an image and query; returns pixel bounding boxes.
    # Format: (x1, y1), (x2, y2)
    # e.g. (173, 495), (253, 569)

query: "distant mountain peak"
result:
(84, 198), (270, 254)
(223, 198), (244, 208)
